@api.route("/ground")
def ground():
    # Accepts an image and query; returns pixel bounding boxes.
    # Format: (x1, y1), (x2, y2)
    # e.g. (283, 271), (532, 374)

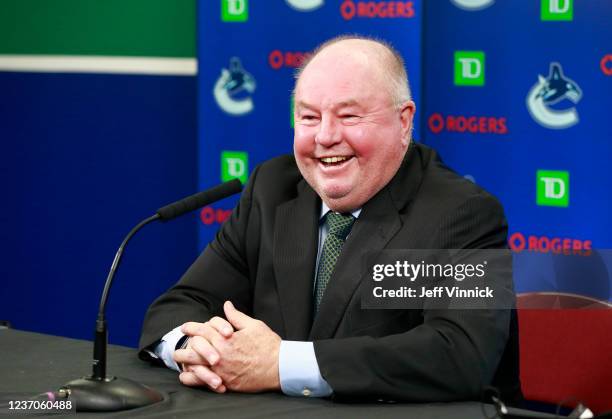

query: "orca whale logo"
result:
(213, 57), (256, 116)
(526, 62), (582, 129)
(450, 0), (494, 11)
(286, 0), (324, 12)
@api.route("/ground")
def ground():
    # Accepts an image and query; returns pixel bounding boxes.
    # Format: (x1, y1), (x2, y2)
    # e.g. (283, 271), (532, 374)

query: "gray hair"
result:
(293, 34), (412, 108)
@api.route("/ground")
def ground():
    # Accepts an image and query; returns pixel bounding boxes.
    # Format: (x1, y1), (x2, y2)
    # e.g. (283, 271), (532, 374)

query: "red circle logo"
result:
(341, 0), (356, 20)
(269, 50), (284, 70)
(200, 206), (215, 225)
(508, 232), (526, 252)
(428, 113), (444, 134)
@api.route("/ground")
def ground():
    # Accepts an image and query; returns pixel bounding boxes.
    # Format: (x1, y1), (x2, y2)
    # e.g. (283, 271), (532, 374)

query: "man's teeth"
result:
(321, 156), (349, 164)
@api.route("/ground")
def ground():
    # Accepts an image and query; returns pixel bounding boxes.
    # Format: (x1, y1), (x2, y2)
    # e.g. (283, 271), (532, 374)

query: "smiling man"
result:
(139, 36), (521, 403)
(293, 38), (414, 213)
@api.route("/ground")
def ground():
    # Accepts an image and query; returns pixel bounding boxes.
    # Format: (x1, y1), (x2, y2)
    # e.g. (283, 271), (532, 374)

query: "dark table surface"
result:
(0, 329), (548, 419)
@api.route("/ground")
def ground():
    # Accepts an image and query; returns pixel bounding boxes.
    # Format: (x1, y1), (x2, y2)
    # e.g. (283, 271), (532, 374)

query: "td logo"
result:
(541, 0), (573, 21)
(454, 51), (485, 86)
(536, 170), (569, 207)
(221, 151), (249, 184)
(221, 0), (248, 22)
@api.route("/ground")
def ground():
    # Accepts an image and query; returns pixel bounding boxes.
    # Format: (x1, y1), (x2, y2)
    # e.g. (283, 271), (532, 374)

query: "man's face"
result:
(293, 42), (415, 213)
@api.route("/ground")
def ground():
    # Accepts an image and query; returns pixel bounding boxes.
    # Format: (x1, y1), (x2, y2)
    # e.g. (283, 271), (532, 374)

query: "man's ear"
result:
(399, 100), (416, 146)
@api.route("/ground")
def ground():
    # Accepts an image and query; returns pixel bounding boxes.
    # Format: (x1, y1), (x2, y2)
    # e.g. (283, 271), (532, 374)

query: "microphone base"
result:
(60, 376), (164, 411)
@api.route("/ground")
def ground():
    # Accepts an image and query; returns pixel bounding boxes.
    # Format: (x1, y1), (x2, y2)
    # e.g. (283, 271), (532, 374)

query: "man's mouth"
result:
(319, 156), (353, 166)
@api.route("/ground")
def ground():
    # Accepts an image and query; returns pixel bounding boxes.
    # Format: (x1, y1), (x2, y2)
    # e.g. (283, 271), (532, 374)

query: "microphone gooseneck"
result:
(59, 180), (243, 411)
(93, 213), (160, 381)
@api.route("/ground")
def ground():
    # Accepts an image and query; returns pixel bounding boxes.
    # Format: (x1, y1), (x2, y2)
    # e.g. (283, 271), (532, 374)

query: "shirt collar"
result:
(320, 202), (362, 221)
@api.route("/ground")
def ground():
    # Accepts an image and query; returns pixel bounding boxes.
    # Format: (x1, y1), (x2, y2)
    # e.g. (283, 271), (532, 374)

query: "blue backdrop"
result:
(422, 0), (611, 301)
(197, 0), (611, 305)
(1, 72), (198, 345)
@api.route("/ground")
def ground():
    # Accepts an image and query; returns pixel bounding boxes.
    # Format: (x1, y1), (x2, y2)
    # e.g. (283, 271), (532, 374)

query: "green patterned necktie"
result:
(314, 212), (356, 312)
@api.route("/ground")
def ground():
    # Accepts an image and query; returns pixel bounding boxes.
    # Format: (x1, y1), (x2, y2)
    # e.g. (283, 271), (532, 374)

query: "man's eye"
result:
(301, 115), (318, 121)
(341, 114), (360, 120)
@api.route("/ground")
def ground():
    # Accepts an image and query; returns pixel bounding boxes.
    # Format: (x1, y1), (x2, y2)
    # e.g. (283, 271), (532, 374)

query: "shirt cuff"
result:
(153, 326), (185, 372)
(278, 341), (333, 397)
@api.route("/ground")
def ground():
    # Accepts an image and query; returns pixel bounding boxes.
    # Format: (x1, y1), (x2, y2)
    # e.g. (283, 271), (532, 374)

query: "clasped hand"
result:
(173, 301), (281, 393)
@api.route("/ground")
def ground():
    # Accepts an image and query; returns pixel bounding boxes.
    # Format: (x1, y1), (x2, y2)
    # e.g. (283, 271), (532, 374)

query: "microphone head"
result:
(156, 179), (243, 221)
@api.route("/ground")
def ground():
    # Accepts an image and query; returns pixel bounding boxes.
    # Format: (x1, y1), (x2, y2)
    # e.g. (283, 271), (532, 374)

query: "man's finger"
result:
(173, 347), (206, 366)
(179, 370), (208, 387)
(179, 369), (226, 393)
(208, 316), (234, 338)
(181, 321), (210, 336)
(187, 335), (222, 365)
(188, 365), (225, 391)
(223, 301), (252, 331)
(181, 320), (232, 341)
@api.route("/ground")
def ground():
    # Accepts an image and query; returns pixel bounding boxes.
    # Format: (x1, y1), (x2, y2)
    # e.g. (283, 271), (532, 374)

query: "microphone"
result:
(58, 180), (243, 411)
(157, 179), (242, 221)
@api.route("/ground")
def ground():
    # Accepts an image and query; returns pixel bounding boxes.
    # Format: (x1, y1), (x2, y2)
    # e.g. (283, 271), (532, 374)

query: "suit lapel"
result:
(309, 188), (401, 339)
(273, 181), (320, 340)
(309, 143), (426, 339)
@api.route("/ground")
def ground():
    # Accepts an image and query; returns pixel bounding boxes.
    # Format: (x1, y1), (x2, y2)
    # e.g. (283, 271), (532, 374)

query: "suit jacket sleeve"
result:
(138, 165), (261, 356)
(314, 193), (513, 402)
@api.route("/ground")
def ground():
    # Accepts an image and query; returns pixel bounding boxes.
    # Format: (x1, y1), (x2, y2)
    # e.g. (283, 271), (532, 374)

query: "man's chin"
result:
(321, 190), (362, 213)
(321, 186), (351, 201)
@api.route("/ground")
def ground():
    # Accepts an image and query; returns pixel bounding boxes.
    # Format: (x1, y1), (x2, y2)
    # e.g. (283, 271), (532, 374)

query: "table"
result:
(0, 329), (548, 418)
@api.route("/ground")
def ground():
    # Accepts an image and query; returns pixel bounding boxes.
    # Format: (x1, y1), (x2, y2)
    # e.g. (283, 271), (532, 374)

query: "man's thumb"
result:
(224, 301), (251, 330)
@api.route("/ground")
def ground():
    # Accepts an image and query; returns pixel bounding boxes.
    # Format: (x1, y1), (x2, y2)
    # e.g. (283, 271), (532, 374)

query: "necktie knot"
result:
(325, 212), (355, 240)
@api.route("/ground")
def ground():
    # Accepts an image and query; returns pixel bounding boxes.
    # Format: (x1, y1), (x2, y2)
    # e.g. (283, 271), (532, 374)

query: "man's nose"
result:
(315, 115), (341, 147)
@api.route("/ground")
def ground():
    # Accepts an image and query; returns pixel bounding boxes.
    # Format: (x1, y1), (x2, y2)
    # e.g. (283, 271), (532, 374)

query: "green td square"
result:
(541, 0), (573, 21)
(222, 0), (248, 22)
(536, 170), (569, 207)
(221, 151), (249, 184)
(454, 51), (485, 86)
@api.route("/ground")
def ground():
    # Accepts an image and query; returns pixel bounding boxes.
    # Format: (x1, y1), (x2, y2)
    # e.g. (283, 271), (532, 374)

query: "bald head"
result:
(292, 35), (416, 212)
(295, 36), (411, 108)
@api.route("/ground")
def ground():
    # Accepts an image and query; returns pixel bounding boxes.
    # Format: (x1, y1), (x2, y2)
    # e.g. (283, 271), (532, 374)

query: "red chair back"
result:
(518, 302), (612, 414)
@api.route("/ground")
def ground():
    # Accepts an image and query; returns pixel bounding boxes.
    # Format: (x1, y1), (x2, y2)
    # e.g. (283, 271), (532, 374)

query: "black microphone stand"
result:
(58, 214), (164, 411)
(56, 179), (242, 411)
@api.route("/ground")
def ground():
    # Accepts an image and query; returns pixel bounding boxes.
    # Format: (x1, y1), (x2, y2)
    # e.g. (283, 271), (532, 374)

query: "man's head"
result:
(293, 35), (416, 213)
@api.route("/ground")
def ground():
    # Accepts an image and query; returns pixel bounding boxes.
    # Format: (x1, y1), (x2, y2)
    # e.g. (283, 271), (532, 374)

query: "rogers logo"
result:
(340, 0), (415, 20)
(508, 232), (592, 255)
(601, 54), (612, 76)
(200, 206), (232, 226)
(269, 50), (311, 70)
(428, 112), (508, 134)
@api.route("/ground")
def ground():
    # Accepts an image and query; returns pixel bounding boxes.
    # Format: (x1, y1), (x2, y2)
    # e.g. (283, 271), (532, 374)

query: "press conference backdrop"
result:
(423, 0), (612, 304)
(1, 0), (610, 348)
(197, 0), (612, 308)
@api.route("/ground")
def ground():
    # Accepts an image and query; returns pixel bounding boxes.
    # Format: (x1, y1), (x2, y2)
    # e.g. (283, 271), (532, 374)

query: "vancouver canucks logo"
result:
(526, 63), (582, 129)
(286, 0), (324, 11)
(213, 57), (256, 116)
(450, 0), (494, 11)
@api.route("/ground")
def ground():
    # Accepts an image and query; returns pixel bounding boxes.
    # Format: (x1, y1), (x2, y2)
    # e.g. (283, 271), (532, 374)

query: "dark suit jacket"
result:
(139, 142), (521, 403)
